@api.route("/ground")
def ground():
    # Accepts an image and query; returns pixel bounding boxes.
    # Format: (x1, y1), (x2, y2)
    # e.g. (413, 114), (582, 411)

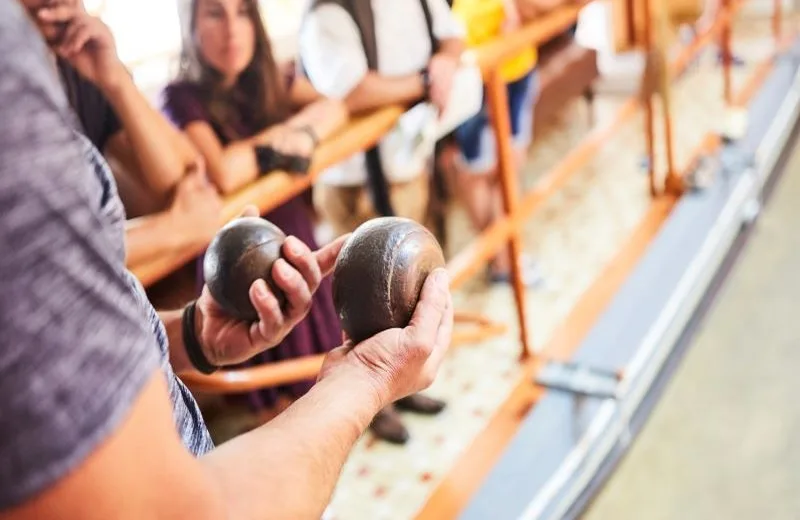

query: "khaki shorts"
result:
(314, 174), (430, 236)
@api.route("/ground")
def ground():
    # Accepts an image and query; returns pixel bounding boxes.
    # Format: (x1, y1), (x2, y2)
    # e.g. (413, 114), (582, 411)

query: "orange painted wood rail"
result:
(474, 1), (591, 78)
(179, 311), (509, 393)
(131, 106), (405, 287)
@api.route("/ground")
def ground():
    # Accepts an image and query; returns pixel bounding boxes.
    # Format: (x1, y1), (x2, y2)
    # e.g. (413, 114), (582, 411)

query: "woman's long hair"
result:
(178, 0), (290, 140)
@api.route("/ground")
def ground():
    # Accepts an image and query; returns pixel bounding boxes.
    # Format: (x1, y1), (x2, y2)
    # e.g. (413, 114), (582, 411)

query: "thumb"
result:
(238, 205), (260, 219)
(315, 234), (350, 277)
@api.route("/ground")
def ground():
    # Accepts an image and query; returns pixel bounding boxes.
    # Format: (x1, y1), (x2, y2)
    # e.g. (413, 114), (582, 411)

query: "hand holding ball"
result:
(332, 217), (446, 344)
(203, 217), (286, 322)
(203, 214), (446, 346)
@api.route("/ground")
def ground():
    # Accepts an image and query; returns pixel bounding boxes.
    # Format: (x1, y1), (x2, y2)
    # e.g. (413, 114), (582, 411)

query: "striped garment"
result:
(0, 1), (212, 509)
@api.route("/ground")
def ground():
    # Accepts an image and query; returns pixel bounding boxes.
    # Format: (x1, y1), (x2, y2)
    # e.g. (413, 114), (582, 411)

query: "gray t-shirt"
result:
(0, 2), (214, 509)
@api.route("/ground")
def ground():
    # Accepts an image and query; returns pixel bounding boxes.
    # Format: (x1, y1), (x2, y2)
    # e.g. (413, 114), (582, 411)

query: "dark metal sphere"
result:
(332, 217), (446, 344)
(203, 217), (287, 322)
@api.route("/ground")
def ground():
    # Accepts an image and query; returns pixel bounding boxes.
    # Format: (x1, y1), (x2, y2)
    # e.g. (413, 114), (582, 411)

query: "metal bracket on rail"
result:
(534, 360), (623, 400)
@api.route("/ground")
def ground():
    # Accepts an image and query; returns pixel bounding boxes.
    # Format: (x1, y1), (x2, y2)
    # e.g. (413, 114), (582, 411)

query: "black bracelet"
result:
(420, 66), (432, 101)
(182, 300), (218, 375)
(293, 124), (320, 149)
(254, 145), (278, 176)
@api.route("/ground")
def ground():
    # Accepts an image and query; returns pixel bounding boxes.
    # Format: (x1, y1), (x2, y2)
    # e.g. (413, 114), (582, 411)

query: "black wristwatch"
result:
(182, 300), (218, 375)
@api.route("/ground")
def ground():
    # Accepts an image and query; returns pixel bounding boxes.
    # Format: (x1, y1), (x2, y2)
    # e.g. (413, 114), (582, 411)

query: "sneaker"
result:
(395, 393), (447, 415)
(489, 254), (546, 289)
(369, 406), (410, 445)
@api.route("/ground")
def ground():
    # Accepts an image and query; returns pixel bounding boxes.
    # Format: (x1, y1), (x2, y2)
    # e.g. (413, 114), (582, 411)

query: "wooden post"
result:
(486, 68), (532, 360)
(652, 0), (678, 192)
(773, 0), (782, 43)
(721, 0), (733, 105)
(641, 0), (658, 197)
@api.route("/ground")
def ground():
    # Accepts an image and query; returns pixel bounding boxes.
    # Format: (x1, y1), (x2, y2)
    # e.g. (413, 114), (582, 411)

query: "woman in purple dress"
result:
(162, 0), (444, 444)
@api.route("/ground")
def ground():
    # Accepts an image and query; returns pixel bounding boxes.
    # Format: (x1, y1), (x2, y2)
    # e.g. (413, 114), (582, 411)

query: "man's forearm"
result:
(436, 37), (465, 60)
(125, 211), (194, 268)
(201, 368), (384, 519)
(344, 72), (425, 114)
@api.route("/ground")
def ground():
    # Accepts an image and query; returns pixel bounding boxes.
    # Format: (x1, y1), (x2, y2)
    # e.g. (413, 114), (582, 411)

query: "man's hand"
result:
(427, 53), (459, 114)
(36, 4), (127, 92)
(195, 217), (349, 367)
(318, 268), (453, 406)
(167, 167), (224, 248)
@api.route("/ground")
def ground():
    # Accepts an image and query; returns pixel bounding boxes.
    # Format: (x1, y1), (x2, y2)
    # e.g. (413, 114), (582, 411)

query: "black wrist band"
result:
(182, 300), (218, 375)
(293, 124), (320, 148)
(254, 145), (277, 176)
(420, 67), (432, 101)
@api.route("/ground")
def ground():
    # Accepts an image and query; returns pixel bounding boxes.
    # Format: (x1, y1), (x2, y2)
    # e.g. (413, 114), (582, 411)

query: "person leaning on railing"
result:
(18, 0), (225, 268)
(160, 0), (349, 421)
(0, 4), (453, 519)
(298, 0), (465, 445)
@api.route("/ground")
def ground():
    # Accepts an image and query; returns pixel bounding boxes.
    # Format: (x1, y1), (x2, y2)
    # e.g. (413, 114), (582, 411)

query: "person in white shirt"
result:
(299, 0), (464, 444)
(299, 0), (465, 236)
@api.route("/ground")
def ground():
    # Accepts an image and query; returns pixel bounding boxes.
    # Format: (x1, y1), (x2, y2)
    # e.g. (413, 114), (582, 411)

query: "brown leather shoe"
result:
(370, 406), (410, 445)
(395, 393), (446, 415)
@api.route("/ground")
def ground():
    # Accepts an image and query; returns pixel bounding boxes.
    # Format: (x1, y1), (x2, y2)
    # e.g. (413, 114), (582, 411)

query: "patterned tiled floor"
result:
(205, 16), (783, 520)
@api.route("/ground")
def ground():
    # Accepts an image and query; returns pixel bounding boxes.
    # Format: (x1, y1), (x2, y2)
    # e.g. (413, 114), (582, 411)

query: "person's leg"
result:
(696, 0), (721, 33)
(453, 97), (519, 279)
(453, 106), (498, 232)
(688, 0), (745, 65)
(389, 172), (431, 225)
(313, 183), (364, 238)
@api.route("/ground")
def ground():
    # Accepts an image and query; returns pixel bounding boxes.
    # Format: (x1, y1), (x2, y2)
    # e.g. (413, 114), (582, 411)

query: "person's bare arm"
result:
(4, 270), (452, 520)
(343, 73), (427, 114)
(341, 35), (464, 116)
(103, 82), (202, 201)
(124, 170), (223, 268)
(184, 92), (348, 195)
(124, 213), (189, 268)
(437, 37), (466, 61)
(37, 6), (200, 205)
(2, 368), (380, 520)
(285, 76), (350, 139)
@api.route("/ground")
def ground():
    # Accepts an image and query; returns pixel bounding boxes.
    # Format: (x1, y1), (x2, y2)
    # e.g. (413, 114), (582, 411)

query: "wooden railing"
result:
(167, 0), (784, 392)
(132, 106), (405, 286)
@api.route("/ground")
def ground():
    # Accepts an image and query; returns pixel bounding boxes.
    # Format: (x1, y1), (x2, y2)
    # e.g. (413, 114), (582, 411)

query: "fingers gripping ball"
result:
(204, 217), (287, 322)
(332, 217), (446, 344)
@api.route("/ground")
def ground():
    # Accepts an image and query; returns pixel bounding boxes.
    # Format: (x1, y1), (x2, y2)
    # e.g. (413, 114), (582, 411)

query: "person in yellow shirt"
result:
(451, 0), (542, 285)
